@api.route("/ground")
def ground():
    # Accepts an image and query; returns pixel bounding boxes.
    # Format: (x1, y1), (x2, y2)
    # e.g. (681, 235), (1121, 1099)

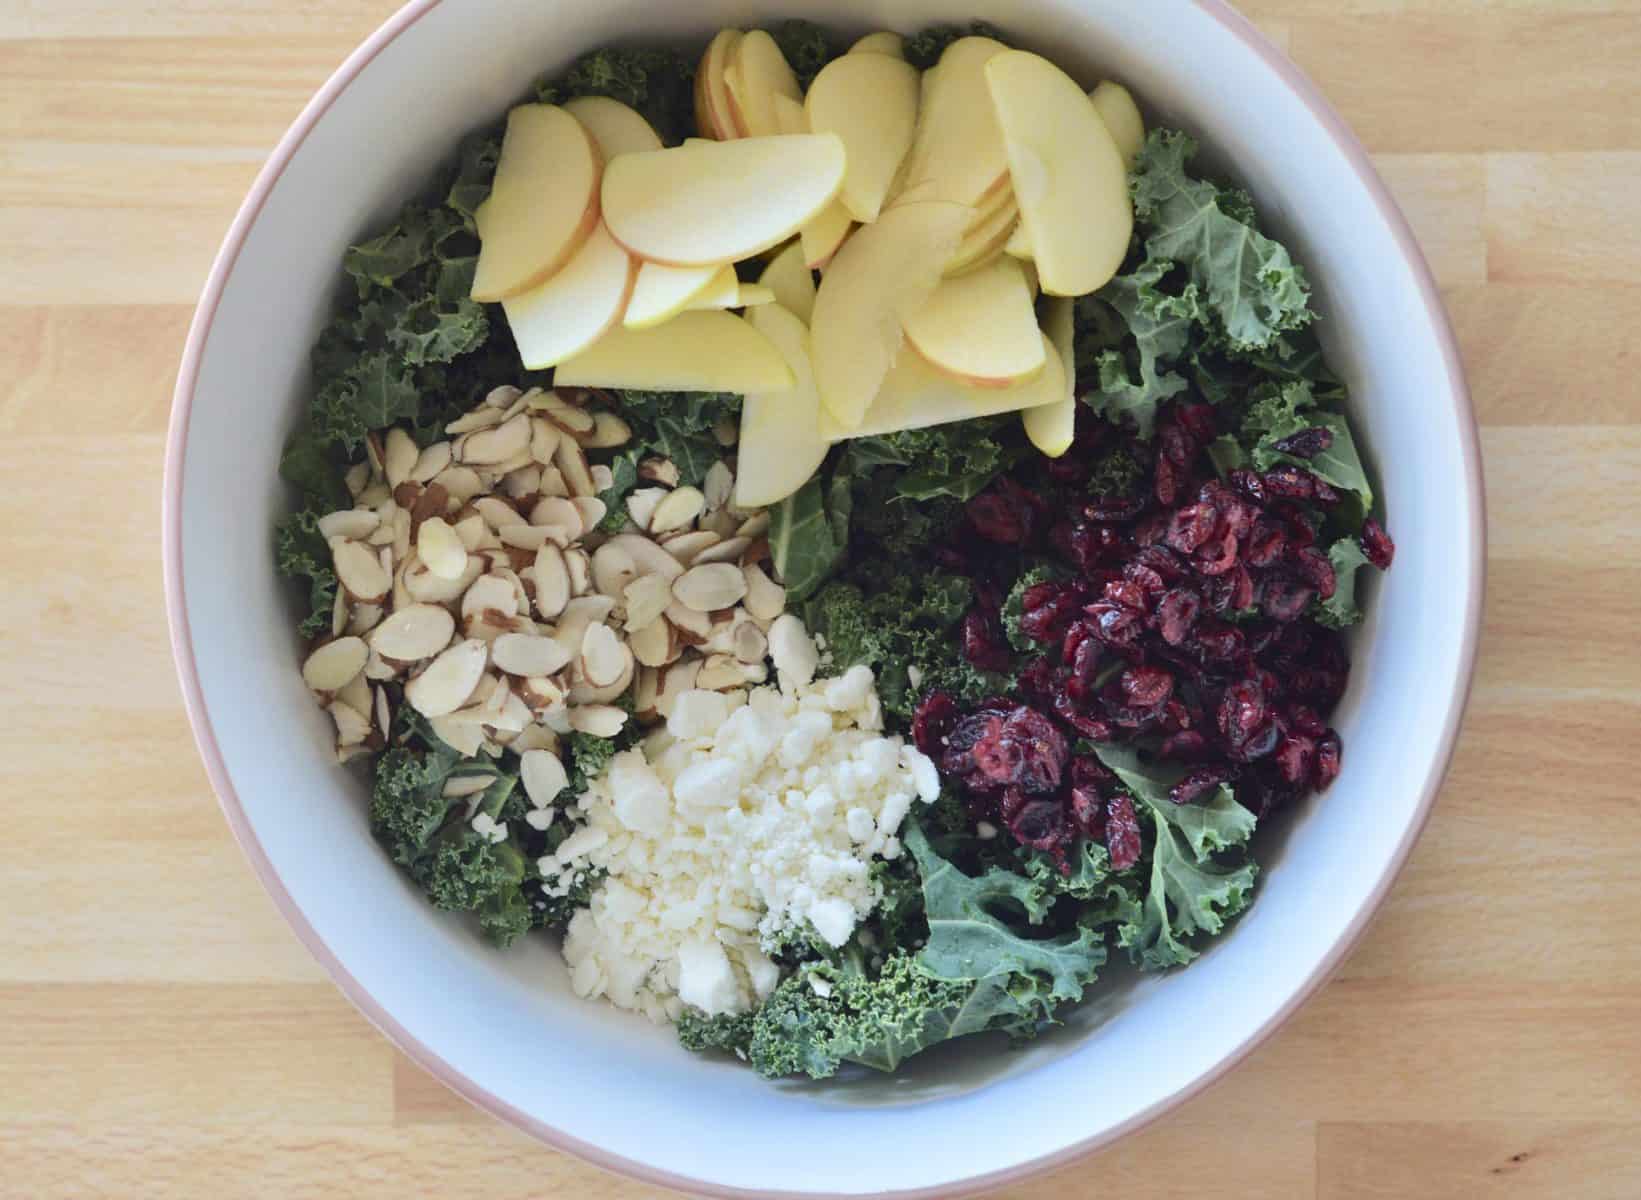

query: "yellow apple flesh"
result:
(555, 310), (794, 393)
(985, 50), (1132, 297)
(809, 200), (972, 430)
(503, 222), (636, 369)
(623, 261), (724, 329)
(769, 93), (856, 269)
(849, 31), (905, 59)
(563, 95), (662, 159)
(470, 105), (602, 302)
(1022, 297), (1078, 457)
(947, 191), (1021, 275)
(695, 29), (746, 140)
(1004, 220), (1032, 259)
(805, 52), (921, 223)
(727, 29), (802, 139)
(892, 37), (1011, 210)
(682, 263), (741, 310)
(903, 256), (1044, 388)
(758, 241), (816, 324)
(601, 135), (847, 266)
(1089, 80), (1146, 167)
(734, 304), (830, 508)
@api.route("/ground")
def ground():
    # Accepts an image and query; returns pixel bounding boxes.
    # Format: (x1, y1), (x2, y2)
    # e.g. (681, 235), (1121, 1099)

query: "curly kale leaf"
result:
(903, 21), (1008, 70)
(1315, 536), (1373, 629)
(852, 416), (1020, 503)
(1079, 255), (1198, 437)
(771, 474), (848, 603)
(1242, 380), (1374, 515)
(274, 503), (339, 639)
(676, 1009), (756, 1059)
(1001, 563), (1065, 653)
(603, 390), (739, 489)
(536, 47), (698, 145)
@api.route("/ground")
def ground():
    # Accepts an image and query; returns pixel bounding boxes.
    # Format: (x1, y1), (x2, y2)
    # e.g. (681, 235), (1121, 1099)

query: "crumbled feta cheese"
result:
(545, 654), (939, 1023)
(470, 812), (507, 843)
(524, 806), (556, 832)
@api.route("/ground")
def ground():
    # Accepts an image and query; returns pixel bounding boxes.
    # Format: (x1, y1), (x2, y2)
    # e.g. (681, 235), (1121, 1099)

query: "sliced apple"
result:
(555, 310), (794, 393)
(564, 95), (662, 159)
(758, 241), (817, 324)
(1023, 298), (1077, 457)
(725, 29), (801, 138)
(734, 304), (830, 508)
(1004, 220), (1032, 259)
(769, 93), (856, 270)
(624, 261), (724, 329)
(683, 263), (741, 310)
(891, 36), (1010, 210)
(809, 200), (971, 430)
(903, 256), (1044, 388)
(736, 284), (776, 307)
(695, 29), (745, 140)
(805, 52), (920, 223)
(985, 50), (1132, 297)
(849, 31), (905, 59)
(602, 135), (847, 266)
(822, 329), (1065, 440)
(470, 105), (601, 302)
(1089, 80), (1146, 168)
(503, 223), (635, 369)
(947, 193), (1021, 276)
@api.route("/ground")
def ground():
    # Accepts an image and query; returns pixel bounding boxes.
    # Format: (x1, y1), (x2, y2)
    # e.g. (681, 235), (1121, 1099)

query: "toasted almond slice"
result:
(329, 700), (373, 746)
(551, 595), (616, 661)
(564, 547), (591, 597)
(442, 774), (493, 799)
(733, 619), (769, 664)
(638, 458), (680, 487)
(365, 431), (386, 476)
(538, 466), (569, 498)
(458, 413), (531, 465)
(628, 617), (672, 667)
(736, 511), (770, 539)
(623, 573), (673, 632)
(429, 713), (487, 756)
(625, 487), (668, 531)
(571, 496), (607, 531)
(303, 636), (368, 695)
(661, 529), (720, 566)
(408, 482), (451, 538)
(491, 687), (534, 733)
(518, 674), (567, 714)
(650, 486), (705, 534)
(357, 481), (391, 508)
(568, 643), (634, 704)
(591, 542), (638, 598)
(391, 508), (411, 565)
(742, 563), (786, 621)
(665, 601), (712, 645)
(533, 543), (571, 619)
(633, 665), (661, 722)
(693, 535), (750, 565)
(410, 441), (452, 484)
(654, 659), (703, 719)
(319, 509), (379, 541)
(373, 685), (392, 739)
(330, 588), (348, 639)
(553, 437), (596, 498)
(462, 572), (518, 623)
(406, 553), (483, 604)
(503, 464), (543, 500)
(331, 539), (390, 603)
(364, 644), (399, 682)
(521, 749), (569, 807)
(712, 416), (738, 446)
(703, 460), (734, 512)
(472, 496), (522, 532)
(529, 495), (584, 537)
(498, 524), (554, 551)
(369, 604), (456, 661)
(404, 638), (489, 717)
(345, 462), (370, 498)
(384, 428), (418, 488)
(417, 517), (468, 581)
(584, 411), (633, 450)
(607, 533), (685, 581)
(487, 385), (523, 410)
(769, 613), (818, 687)
(530, 417), (563, 467)
(699, 506), (741, 539)
(580, 622), (626, 687)
(446, 406), (505, 436)
(347, 602), (385, 636)
(590, 463), (615, 491)
(492, 631), (571, 677)
(569, 704), (628, 738)
(740, 536), (770, 567)
(433, 465), (484, 504)
(674, 562), (748, 612)
(451, 514), (488, 552)
(696, 654), (747, 691)
(540, 392), (597, 436)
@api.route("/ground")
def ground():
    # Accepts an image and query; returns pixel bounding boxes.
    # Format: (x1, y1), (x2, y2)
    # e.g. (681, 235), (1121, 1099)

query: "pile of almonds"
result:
(299, 384), (800, 805)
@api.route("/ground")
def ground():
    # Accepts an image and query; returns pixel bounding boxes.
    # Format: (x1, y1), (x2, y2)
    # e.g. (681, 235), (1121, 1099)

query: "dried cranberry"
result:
(1002, 707), (1069, 794)
(1154, 453), (1181, 506)
(1170, 767), (1228, 805)
(1270, 426), (1334, 459)
(1104, 795), (1143, 871)
(1286, 704), (1327, 738)
(998, 786), (1030, 824)
(1131, 544), (1187, 582)
(1052, 690), (1113, 741)
(1159, 730), (1210, 760)
(1123, 560), (1168, 598)
(1069, 787), (1106, 840)
(1261, 465), (1319, 500)
(1156, 588), (1202, 645)
(1361, 517), (1396, 570)
(1102, 579), (1151, 614)
(1166, 503), (1218, 554)
(1020, 580), (1063, 615)
(961, 610), (1011, 673)
(972, 732), (1024, 786)
(1315, 731), (1343, 790)
(1017, 657), (1061, 705)
(1121, 665), (1175, 708)
(1085, 494), (1147, 523)
(1246, 520), (1288, 568)
(1206, 562), (1256, 612)
(910, 691), (959, 756)
(1193, 619), (1246, 662)
(1228, 468), (1266, 504)
(1071, 755), (1116, 789)
(1064, 623), (1102, 679)
(1020, 590), (1082, 644)
(1234, 720), (1282, 762)
(941, 712), (1001, 775)
(1218, 678), (1269, 743)
(1274, 734), (1317, 786)
(1087, 601), (1143, 646)
(1293, 546), (1337, 600)
(1009, 799), (1070, 856)
(1132, 510), (1171, 547)
(1261, 577), (1316, 622)
(1176, 402), (1219, 444)
(967, 480), (1043, 544)
(1159, 424), (1195, 469)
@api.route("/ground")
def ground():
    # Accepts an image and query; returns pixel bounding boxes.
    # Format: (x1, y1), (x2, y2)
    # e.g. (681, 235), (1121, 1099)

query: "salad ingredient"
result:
(501, 223), (637, 369)
(1021, 296), (1077, 456)
(544, 662), (939, 1022)
(767, 94), (856, 268)
(624, 261), (725, 329)
(695, 29), (745, 140)
(734, 304), (830, 508)
(535, 46), (699, 146)
(679, 264), (743, 311)
(757, 242), (816, 323)
(902, 255), (1046, 387)
(470, 105), (602, 302)
(804, 51), (921, 223)
(849, 31), (905, 59)
(553, 309), (794, 393)
(984, 50), (1132, 297)
(562, 94), (664, 157)
(599, 135), (847, 266)
(726, 29), (803, 138)
(892, 36), (1011, 211)
(944, 189), (1020, 276)
(810, 200), (972, 429)
(1088, 81), (1145, 167)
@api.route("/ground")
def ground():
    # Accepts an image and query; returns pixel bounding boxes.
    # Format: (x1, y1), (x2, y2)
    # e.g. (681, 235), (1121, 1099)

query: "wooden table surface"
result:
(4, 1), (1639, 1196)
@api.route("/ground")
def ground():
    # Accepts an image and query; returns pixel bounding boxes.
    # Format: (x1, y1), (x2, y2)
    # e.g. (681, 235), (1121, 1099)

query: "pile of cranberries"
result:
(912, 401), (1393, 871)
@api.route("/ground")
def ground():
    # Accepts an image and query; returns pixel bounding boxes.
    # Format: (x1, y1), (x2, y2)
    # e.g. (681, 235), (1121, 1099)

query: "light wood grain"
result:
(1, 2), (1637, 1196)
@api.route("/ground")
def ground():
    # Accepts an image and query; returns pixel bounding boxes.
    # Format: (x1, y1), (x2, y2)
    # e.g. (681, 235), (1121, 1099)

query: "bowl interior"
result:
(169, 0), (1480, 1194)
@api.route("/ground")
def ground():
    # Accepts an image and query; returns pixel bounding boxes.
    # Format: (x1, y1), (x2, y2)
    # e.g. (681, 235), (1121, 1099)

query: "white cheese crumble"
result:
(539, 662), (939, 1023)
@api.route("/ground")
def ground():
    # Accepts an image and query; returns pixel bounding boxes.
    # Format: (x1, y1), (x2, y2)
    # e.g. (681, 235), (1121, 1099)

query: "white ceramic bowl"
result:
(164, 1), (1484, 1195)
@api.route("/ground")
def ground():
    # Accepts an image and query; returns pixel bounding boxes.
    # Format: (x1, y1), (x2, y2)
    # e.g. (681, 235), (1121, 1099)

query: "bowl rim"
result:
(162, 2), (1486, 1195)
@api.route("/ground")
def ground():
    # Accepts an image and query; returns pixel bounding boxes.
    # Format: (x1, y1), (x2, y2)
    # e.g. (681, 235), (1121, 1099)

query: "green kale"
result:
(903, 21), (1008, 70)
(604, 390), (740, 489)
(564, 729), (630, 799)
(771, 474), (848, 603)
(1086, 444), (1145, 498)
(769, 19), (838, 90)
(1078, 256), (1197, 437)
(1242, 380), (1374, 516)
(1002, 563), (1065, 654)
(1315, 536), (1373, 629)
(536, 47), (698, 145)
(273, 503), (339, 640)
(852, 417), (1020, 503)
(676, 1009), (756, 1058)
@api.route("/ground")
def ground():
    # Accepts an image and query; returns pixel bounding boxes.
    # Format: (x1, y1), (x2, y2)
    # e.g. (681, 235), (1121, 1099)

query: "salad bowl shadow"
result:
(163, 0), (1484, 1195)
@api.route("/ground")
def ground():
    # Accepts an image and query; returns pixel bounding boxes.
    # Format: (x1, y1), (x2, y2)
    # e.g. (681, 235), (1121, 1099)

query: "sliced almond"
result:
(633, 666), (661, 722)
(565, 547), (592, 597)
(318, 509), (379, 541)
(650, 486), (705, 535)
(451, 514), (488, 553)
(697, 654), (748, 691)
(733, 619), (769, 664)
(551, 595), (617, 662)
(410, 441), (452, 484)
(345, 462), (370, 499)
(391, 557), (412, 613)
(446, 406), (505, 436)
(498, 524), (555, 552)
(703, 610), (741, 656)
(660, 529), (720, 566)
(442, 773), (493, 799)
(374, 685), (392, 739)
(530, 417), (563, 467)
(462, 572), (518, 624)
(521, 749), (570, 807)
(491, 686), (534, 733)
(357, 480), (391, 508)
(607, 533), (685, 581)
(365, 431), (386, 476)
(429, 713), (487, 756)
(584, 411), (633, 450)
(533, 543), (571, 620)
(369, 604), (456, 661)
(417, 517), (468, 581)
(628, 616), (672, 668)
(495, 566), (532, 617)
(492, 631), (571, 677)
(408, 482), (451, 539)
(364, 644), (399, 682)
(529, 496), (584, 539)
(432, 465), (484, 504)
(540, 392), (597, 436)
(590, 464), (615, 492)
(580, 622), (626, 688)
(568, 643), (634, 704)
(330, 588), (347, 639)
(406, 553), (483, 604)
(553, 437), (596, 498)
(674, 562), (748, 613)
(699, 506), (741, 539)
(703, 460), (734, 512)
(740, 536), (771, 567)
(473, 496), (522, 532)
(623, 573), (673, 632)
(571, 496), (607, 532)
(383, 428), (418, 488)
(331, 539), (390, 603)
(458, 413), (531, 466)
(638, 458), (680, 487)
(392, 480), (422, 514)
(490, 446), (536, 477)
(347, 602), (385, 637)
(625, 487), (668, 531)
(329, 700), (373, 747)
(503, 464), (542, 500)
(569, 704), (628, 738)
(538, 466), (569, 498)
(654, 659), (703, 719)
(518, 675), (568, 715)
(512, 723), (560, 755)
(487, 385), (524, 410)
(665, 601), (713, 645)
(591, 542), (638, 598)
(405, 638), (489, 718)
(736, 511), (770, 539)
(693, 535), (750, 565)
(391, 507), (412, 565)
(742, 563), (786, 622)
(303, 636), (368, 695)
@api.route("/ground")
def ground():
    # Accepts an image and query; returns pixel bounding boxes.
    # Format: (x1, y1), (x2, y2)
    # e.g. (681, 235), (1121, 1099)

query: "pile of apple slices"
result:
(470, 30), (1147, 508)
